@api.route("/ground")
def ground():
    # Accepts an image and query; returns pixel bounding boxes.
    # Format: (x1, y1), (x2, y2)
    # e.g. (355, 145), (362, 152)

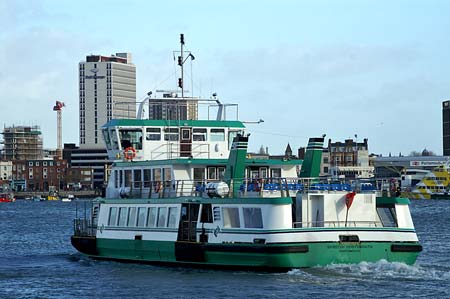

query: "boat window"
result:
(194, 168), (205, 182)
(153, 168), (162, 182)
(108, 207), (118, 226)
(210, 129), (225, 142)
(228, 131), (238, 149)
(102, 129), (112, 150)
(193, 128), (207, 141)
(146, 128), (161, 141)
(208, 167), (217, 180)
(119, 129), (143, 150)
(376, 206), (397, 227)
(270, 168), (282, 178)
(223, 207), (240, 228)
(143, 169), (151, 188)
(118, 207), (128, 226)
(119, 170), (123, 187)
(218, 167), (225, 180)
(124, 170), (132, 187)
(157, 207), (167, 227)
(137, 207), (147, 227)
(200, 204), (213, 223)
(110, 129), (119, 150)
(133, 169), (141, 188)
(167, 207), (178, 228)
(243, 208), (263, 228)
(147, 207), (157, 227)
(164, 128), (179, 141)
(114, 170), (119, 188)
(163, 168), (172, 181)
(127, 207), (137, 226)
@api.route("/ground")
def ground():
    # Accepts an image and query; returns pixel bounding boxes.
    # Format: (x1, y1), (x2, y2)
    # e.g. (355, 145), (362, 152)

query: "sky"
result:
(1, 0), (449, 156)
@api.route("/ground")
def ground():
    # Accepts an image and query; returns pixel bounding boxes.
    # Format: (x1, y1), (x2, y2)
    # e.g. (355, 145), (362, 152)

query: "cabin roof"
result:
(103, 119), (246, 129)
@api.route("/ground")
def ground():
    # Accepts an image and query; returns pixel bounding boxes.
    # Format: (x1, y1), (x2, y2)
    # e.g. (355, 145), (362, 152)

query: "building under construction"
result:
(1, 125), (44, 161)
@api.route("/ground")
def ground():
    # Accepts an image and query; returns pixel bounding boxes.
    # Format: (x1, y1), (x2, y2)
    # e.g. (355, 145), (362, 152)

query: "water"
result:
(1, 200), (449, 298)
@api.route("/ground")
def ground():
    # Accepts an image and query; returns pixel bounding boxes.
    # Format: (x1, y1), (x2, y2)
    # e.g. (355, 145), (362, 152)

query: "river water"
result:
(0, 199), (449, 298)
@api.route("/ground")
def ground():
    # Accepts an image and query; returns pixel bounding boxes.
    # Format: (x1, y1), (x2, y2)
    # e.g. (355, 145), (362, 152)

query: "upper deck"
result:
(102, 119), (246, 161)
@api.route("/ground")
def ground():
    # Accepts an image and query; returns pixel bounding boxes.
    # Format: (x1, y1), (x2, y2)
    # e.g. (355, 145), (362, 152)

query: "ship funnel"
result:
(299, 137), (324, 179)
(224, 134), (249, 197)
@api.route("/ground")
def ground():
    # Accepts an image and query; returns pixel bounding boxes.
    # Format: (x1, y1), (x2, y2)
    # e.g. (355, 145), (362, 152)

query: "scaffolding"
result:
(1, 125), (44, 161)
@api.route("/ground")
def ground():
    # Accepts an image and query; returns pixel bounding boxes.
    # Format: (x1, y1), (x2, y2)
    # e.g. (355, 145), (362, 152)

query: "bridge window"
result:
(193, 128), (207, 141)
(223, 207), (240, 228)
(110, 129), (119, 149)
(210, 129), (225, 142)
(243, 208), (263, 228)
(119, 129), (143, 150)
(146, 128), (161, 141)
(102, 129), (111, 150)
(377, 206), (397, 227)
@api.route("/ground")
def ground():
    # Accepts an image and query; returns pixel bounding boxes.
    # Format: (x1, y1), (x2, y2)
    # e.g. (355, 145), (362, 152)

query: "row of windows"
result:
(28, 161), (60, 167)
(106, 206), (264, 229)
(108, 206), (178, 228)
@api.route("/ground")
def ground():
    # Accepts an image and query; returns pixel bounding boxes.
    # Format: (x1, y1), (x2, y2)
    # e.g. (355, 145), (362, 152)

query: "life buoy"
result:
(124, 147), (136, 160)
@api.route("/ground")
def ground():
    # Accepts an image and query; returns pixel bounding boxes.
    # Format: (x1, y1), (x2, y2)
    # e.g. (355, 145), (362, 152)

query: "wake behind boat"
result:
(71, 35), (422, 270)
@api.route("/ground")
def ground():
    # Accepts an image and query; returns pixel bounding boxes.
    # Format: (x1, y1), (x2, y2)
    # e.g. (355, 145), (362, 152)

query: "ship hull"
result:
(72, 236), (421, 270)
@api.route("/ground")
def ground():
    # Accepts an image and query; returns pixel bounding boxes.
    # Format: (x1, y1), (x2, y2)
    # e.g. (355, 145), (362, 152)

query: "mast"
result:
(179, 34), (185, 98)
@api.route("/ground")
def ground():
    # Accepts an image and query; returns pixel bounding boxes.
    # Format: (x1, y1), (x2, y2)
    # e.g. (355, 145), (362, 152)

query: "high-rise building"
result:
(79, 53), (136, 149)
(1, 125), (43, 160)
(443, 100), (450, 156)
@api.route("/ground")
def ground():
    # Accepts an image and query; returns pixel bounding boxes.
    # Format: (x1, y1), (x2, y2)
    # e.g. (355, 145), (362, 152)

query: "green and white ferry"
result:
(71, 36), (422, 270)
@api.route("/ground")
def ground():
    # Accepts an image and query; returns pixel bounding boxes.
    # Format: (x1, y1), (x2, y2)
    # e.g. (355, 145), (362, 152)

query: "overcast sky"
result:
(1, 0), (449, 156)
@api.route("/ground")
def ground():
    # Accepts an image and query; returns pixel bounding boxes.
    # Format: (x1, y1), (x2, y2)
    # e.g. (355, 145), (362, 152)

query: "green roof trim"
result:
(376, 196), (411, 205)
(103, 119), (245, 129)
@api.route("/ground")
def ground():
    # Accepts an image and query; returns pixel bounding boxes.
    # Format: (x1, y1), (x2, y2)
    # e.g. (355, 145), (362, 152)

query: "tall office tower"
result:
(79, 53), (136, 149)
(443, 100), (450, 156)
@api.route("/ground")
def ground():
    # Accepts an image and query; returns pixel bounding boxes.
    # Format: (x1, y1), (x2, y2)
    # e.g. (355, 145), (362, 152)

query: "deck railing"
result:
(73, 218), (96, 237)
(293, 220), (384, 228)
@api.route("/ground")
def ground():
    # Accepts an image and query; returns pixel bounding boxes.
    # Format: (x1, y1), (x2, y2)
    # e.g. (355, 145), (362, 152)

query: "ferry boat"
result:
(0, 186), (15, 202)
(71, 35), (422, 270)
(402, 162), (450, 199)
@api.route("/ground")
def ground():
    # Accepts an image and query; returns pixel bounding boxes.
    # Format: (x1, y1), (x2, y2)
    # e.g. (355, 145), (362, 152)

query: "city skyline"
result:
(0, 0), (449, 156)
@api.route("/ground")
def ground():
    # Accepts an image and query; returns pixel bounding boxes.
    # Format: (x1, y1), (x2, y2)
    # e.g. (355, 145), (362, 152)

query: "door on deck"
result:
(175, 203), (204, 262)
(180, 127), (192, 157)
(177, 203), (200, 242)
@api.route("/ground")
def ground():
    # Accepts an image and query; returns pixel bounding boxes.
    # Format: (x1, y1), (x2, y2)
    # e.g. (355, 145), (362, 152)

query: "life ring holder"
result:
(124, 147), (136, 160)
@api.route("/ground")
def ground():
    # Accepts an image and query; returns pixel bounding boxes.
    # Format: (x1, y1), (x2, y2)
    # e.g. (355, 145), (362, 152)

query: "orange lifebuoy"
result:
(124, 147), (136, 160)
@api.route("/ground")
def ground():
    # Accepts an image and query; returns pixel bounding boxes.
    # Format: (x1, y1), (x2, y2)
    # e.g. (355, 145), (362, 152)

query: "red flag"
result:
(345, 192), (356, 209)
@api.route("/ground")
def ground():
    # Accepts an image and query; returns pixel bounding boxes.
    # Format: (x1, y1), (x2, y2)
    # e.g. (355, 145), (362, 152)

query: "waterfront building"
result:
(443, 100), (450, 155)
(327, 138), (374, 179)
(1, 125), (43, 161)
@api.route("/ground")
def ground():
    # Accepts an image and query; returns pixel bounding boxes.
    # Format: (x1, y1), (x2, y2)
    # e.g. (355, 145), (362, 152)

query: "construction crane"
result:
(53, 100), (65, 159)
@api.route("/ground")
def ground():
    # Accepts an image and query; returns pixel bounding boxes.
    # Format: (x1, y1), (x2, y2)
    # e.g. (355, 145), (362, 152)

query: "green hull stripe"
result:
(82, 238), (421, 269)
